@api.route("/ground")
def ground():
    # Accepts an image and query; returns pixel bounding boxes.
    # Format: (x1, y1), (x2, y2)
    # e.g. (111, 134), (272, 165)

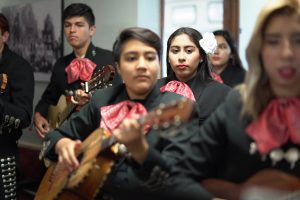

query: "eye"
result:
(264, 36), (280, 46)
(146, 55), (156, 61)
(170, 48), (179, 54)
(186, 48), (194, 54)
(218, 44), (227, 49)
(125, 55), (137, 62)
(64, 23), (70, 28)
(291, 36), (300, 45)
(76, 23), (85, 27)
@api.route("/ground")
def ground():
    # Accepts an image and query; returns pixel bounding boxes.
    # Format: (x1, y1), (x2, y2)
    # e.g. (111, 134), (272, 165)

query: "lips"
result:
(211, 56), (220, 61)
(278, 67), (296, 79)
(177, 65), (188, 70)
(69, 36), (77, 40)
(135, 75), (149, 80)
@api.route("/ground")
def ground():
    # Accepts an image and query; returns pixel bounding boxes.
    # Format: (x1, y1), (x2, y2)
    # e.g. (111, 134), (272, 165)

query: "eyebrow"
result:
(170, 45), (196, 48)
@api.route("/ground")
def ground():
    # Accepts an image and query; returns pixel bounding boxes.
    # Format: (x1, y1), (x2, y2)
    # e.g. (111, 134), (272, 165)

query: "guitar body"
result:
(201, 169), (300, 200)
(35, 129), (115, 200)
(47, 65), (116, 129)
(37, 99), (195, 200)
(47, 95), (71, 129)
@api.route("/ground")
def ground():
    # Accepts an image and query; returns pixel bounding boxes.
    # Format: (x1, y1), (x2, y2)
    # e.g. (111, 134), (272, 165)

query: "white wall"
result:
(239, 0), (268, 69)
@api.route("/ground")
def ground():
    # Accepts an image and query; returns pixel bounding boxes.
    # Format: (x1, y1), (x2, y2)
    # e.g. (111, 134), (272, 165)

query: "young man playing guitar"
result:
(36, 27), (208, 200)
(34, 3), (122, 138)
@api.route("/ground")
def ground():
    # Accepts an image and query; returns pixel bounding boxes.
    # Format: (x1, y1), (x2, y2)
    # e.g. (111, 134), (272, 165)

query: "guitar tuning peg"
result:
(270, 149), (284, 166)
(249, 142), (257, 155)
(285, 148), (299, 169)
(152, 124), (159, 130)
(162, 122), (170, 129)
(173, 115), (181, 127)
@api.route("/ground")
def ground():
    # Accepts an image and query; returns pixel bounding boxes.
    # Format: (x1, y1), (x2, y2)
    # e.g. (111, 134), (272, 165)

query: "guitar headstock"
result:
(83, 65), (116, 93)
(142, 98), (195, 132)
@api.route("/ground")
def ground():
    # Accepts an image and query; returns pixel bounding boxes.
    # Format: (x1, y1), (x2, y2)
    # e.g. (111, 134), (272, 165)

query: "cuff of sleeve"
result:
(43, 131), (65, 161)
(132, 146), (169, 180)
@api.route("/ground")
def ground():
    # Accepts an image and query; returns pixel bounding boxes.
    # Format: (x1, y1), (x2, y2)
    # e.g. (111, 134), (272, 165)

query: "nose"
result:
(70, 24), (76, 32)
(137, 57), (147, 69)
(214, 47), (220, 54)
(281, 39), (293, 59)
(178, 50), (186, 62)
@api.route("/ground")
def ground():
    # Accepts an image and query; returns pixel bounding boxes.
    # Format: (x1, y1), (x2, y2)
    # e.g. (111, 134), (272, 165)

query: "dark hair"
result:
(112, 27), (161, 63)
(166, 27), (212, 81)
(0, 14), (9, 34)
(63, 3), (95, 26)
(213, 29), (244, 70)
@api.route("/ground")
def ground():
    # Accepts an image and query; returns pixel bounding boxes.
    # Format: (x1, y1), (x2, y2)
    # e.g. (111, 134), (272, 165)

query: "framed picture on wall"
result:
(1, 0), (64, 82)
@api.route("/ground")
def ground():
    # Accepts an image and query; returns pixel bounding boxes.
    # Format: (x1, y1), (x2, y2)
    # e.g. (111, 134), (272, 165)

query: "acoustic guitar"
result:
(47, 65), (115, 129)
(35, 98), (195, 200)
(201, 169), (300, 200)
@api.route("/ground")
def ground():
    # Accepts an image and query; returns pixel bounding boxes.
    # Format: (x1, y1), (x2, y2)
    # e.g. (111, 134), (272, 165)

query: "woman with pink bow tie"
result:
(157, 27), (231, 125)
(165, 0), (300, 199)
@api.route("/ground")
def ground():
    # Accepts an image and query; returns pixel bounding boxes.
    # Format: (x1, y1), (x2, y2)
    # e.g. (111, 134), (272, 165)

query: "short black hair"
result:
(0, 13), (9, 33)
(113, 27), (161, 63)
(63, 3), (95, 26)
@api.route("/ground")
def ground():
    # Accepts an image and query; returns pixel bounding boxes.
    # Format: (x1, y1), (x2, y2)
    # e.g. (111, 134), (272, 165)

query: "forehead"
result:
(121, 39), (157, 54)
(215, 35), (228, 44)
(264, 13), (300, 34)
(64, 16), (88, 24)
(171, 34), (195, 46)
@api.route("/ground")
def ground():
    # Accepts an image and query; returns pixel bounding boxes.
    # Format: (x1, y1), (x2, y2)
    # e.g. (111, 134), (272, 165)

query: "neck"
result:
(213, 64), (227, 75)
(176, 71), (197, 83)
(272, 85), (300, 99)
(73, 41), (91, 58)
(127, 88), (153, 100)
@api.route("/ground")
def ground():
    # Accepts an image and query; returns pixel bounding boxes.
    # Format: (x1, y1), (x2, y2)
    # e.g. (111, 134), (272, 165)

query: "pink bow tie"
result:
(212, 72), (224, 84)
(100, 100), (150, 135)
(246, 98), (300, 154)
(65, 58), (97, 84)
(160, 80), (196, 101)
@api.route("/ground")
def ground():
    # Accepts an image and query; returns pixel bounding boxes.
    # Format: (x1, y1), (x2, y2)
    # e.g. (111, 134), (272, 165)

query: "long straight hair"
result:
(166, 27), (212, 82)
(240, 0), (300, 120)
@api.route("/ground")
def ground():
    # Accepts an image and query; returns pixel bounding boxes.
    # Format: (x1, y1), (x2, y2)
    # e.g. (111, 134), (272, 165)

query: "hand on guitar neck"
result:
(71, 89), (91, 107)
(201, 169), (300, 200)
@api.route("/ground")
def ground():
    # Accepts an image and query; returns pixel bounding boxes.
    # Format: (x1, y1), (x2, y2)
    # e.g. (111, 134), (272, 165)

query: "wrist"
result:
(128, 139), (149, 165)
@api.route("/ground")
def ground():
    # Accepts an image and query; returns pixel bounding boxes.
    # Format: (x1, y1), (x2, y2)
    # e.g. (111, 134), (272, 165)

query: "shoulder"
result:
(91, 84), (125, 104)
(94, 47), (113, 56)
(204, 80), (231, 95)
(6, 49), (33, 72)
(224, 88), (242, 105)
(156, 77), (168, 88)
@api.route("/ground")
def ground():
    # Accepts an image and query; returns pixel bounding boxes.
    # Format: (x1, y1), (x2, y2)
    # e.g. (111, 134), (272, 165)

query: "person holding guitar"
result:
(37, 27), (210, 200)
(34, 3), (122, 138)
(0, 14), (34, 200)
(157, 27), (231, 126)
(162, 0), (300, 199)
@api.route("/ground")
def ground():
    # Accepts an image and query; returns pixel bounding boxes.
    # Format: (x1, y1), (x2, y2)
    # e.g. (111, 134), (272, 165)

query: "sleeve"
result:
(34, 60), (65, 117)
(42, 93), (100, 161)
(1, 59), (34, 130)
(198, 82), (231, 126)
(172, 91), (241, 181)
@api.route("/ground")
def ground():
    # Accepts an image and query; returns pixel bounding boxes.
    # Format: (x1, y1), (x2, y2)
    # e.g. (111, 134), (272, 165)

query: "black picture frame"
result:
(2, 0), (64, 82)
